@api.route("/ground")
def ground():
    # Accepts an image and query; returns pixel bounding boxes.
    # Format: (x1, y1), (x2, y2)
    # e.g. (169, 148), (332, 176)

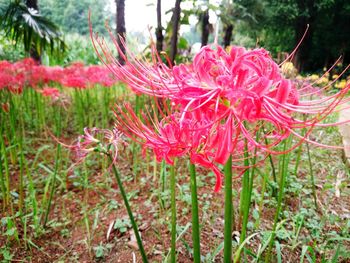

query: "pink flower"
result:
(115, 102), (243, 191)
(59, 127), (123, 167)
(86, 65), (116, 87)
(40, 87), (61, 99)
(90, 23), (350, 190)
(93, 28), (350, 191)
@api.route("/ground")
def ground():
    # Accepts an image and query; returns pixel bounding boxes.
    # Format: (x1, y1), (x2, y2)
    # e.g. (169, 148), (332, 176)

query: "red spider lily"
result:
(0, 72), (15, 90)
(86, 65), (116, 87)
(115, 102), (248, 192)
(0, 60), (12, 71)
(0, 60), (25, 93)
(91, 23), (350, 191)
(40, 87), (61, 99)
(29, 65), (52, 86)
(60, 63), (87, 88)
(92, 29), (350, 147)
(1, 102), (9, 113)
(60, 75), (87, 89)
(58, 127), (123, 167)
(0, 58), (118, 91)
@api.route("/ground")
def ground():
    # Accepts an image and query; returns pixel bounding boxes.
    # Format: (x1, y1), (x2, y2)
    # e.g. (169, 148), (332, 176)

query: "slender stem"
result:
(306, 142), (318, 210)
(239, 142), (250, 227)
(43, 144), (61, 227)
(265, 139), (290, 262)
(255, 166), (269, 229)
(170, 164), (177, 263)
(189, 162), (201, 262)
(224, 155), (233, 263)
(108, 154), (148, 263)
(154, 155), (159, 183)
(293, 144), (303, 176)
(44, 106), (62, 227)
(18, 118), (25, 217)
(267, 153), (278, 198)
(0, 128), (7, 209)
(0, 128), (10, 208)
(240, 159), (251, 243)
(160, 159), (166, 208)
(239, 140), (258, 260)
(264, 130), (277, 198)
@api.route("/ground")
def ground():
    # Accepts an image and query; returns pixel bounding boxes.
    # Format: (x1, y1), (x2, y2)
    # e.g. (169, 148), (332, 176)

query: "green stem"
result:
(18, 122), (25, 217)
(239, 140), (258, 260)
(293, 144), (302, 176)
(0, 130), (10, 207)
(265, 139), (290, 262)
(170, 164), (177, 263)
(189, 162), (201, 262)
(108, 154), (148, 263)
(224, 155), (233, 263)
(264, 129), (277, 198)
(44, 106), (62, 227)
(0, 125), (7, 209)
(306, 142), (318, 210)
(159, 159), (166, 209)
(255, 166), (269, 229)
(239, 143), (250, 225)
(240, 154), (252, 244)
(43, 143), (61, 227)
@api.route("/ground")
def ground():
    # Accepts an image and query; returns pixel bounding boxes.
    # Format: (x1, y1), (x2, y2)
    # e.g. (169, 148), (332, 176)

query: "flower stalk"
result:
(306, 141), (318, 210)
(189, 162), (201, 262)
(170, 163), (177, 263)
(224, 155), (233, 262)
(108, 154), (148, 263)
(265, 138), (291, 262)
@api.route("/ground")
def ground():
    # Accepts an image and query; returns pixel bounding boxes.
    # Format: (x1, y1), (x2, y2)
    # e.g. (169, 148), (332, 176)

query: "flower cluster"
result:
(92, 32), (350, 191)
(0, 58), (118, 95)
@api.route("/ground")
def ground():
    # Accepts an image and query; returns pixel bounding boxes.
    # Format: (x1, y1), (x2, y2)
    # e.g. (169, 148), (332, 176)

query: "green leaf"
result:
(178, 37), (188, 50)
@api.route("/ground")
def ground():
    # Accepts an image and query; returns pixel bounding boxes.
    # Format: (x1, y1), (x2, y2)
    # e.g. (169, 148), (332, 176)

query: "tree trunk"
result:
(116, 0), (126, 65)
(201, 9), (210, 47)
(170, 0), (181, 65)
(223, 24), (233, 48)
(26, 0), (41, 63)
(156, 0), (164, 52)
(292, 0), (315, 72)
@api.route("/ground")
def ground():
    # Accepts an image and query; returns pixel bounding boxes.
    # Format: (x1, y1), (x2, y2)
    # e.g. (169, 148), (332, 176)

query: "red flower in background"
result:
(0, 58), (118, 91)
(40, 87), (61, 99)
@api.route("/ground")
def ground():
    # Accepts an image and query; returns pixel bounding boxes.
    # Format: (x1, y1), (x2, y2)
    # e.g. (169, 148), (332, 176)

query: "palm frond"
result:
(0, 0), (66, 57)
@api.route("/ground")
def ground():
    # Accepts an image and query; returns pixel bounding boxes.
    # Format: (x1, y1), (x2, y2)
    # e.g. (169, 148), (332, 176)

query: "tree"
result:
(200, 8), (210, 47)
(40, 0), (113, 35)
(115, 0), (126, 65)
(25, 0), (40, 61)
(291, 0), (316, 71)
(156, 0), (164, 52)
(219, 0), (256, 48)
(0, 0), (66, 63)
(254, 0), (350, 72)
(170, 0), (181, 64)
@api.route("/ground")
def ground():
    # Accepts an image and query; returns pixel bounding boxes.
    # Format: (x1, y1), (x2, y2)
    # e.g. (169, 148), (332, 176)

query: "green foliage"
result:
(47, 34), (101, 65)
(0, 36), (25, 61)
(113, 218), (131, 234)
(0, 0), (66, 58)
(40, 0), (113, 36)
(244, 0), (350, 71)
